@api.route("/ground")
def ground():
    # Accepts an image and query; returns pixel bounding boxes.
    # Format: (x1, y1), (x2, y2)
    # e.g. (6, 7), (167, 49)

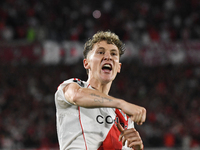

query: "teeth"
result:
(103, 64), (111, 68)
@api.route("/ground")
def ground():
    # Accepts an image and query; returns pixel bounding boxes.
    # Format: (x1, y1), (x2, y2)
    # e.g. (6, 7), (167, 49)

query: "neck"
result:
(87, 77), (112, 95)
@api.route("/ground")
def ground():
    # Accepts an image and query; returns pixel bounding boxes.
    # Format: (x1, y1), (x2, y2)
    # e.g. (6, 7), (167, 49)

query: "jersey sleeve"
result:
(55, 78), (85, 107)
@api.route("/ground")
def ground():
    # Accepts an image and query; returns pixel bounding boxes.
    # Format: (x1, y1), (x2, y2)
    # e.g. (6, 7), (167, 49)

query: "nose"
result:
(104, 51), (112, 60)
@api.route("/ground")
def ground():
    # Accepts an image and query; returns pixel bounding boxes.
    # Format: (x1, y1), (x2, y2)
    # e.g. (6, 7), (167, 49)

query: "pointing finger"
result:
(117, 123), (124, 141)
(117, 123), (124, 132)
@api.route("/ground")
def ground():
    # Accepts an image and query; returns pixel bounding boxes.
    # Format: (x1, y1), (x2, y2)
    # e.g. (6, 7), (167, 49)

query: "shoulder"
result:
(55, 78), (86, 107)
(57, 78), (87, 91)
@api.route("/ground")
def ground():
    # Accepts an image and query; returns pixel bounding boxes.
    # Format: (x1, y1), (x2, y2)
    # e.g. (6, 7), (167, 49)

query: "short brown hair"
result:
(83, 31), (125, 59)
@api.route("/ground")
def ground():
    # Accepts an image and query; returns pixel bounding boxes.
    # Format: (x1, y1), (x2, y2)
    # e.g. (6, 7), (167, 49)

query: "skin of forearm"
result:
(64, 83), (124, 109)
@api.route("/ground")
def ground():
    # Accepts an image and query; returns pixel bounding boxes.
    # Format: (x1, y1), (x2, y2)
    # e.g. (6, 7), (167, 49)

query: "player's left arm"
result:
(117, 123), (144, 150)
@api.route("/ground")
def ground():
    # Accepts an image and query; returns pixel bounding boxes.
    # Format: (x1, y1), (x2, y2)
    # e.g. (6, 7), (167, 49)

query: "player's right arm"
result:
(63, 82), (146, 125)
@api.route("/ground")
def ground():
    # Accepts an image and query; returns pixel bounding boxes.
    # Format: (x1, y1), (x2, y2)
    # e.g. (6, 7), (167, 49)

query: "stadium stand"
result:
(0, 0), (199, 149)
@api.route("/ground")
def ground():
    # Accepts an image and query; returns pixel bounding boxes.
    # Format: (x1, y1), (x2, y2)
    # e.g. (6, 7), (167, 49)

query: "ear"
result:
(83, 59), (90, 70)
(117, 62), (122, 73)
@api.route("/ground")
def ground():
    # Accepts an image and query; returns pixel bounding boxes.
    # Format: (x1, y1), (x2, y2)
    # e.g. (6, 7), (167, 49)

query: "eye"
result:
(111, 52), (117, 56)
(98, 51), (104, 54)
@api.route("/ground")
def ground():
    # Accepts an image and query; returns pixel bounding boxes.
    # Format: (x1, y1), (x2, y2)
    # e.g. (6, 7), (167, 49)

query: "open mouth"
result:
(102, 64), (112, 72)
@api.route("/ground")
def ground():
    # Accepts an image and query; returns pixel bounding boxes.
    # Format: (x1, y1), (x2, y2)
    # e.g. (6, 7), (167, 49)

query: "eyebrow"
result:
(110, 49), (118, 52)
(97, 47), (105, 50)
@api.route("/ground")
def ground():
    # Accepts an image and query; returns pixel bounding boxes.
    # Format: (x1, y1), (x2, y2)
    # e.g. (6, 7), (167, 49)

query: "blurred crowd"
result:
(0, 0), (200, 149)
(0, 0), (200, 43)
(0, 61), (200, 149)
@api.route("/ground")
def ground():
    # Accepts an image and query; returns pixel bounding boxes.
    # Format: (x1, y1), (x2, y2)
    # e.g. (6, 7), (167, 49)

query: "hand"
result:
(120, 102), (146, 125)
(117, 123), (144, 150)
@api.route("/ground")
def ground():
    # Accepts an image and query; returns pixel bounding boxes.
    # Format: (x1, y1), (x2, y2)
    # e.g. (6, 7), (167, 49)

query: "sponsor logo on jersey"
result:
(96, 115), (114, 124)
(96, 115), (128, 129)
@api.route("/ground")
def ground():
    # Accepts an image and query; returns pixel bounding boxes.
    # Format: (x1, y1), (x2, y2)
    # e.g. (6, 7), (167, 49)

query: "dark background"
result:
(0, 0), (200, 149)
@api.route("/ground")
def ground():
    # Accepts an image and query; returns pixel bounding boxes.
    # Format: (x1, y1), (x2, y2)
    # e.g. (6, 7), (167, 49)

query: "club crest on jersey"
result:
(73, 78), (84, 87)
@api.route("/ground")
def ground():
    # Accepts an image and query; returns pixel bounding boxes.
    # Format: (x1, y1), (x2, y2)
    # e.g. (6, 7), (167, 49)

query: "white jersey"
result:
(55, 78), (134, 150)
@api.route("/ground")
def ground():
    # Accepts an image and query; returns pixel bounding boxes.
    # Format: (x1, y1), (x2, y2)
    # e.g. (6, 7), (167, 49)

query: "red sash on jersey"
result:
(98, 109), (129, 150)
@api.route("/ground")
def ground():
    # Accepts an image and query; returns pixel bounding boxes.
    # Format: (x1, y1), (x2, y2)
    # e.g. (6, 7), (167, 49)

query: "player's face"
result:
(84, 40), (121, 84)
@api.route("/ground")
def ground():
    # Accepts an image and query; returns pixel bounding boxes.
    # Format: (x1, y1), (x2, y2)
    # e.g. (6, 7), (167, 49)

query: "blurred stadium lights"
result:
(93, 10), (101, 19)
